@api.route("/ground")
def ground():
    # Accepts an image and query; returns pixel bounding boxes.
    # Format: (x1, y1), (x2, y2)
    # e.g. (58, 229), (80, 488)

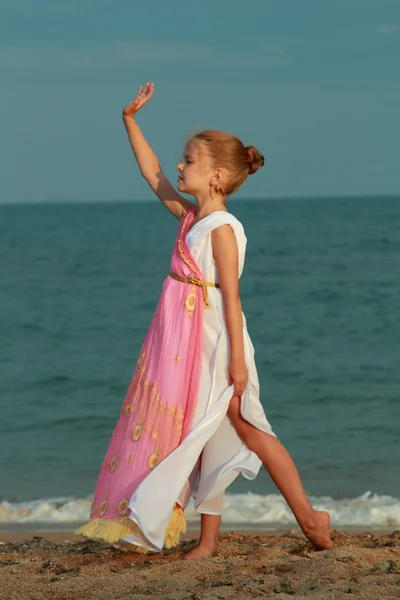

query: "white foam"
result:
(0, 497), (90, 524)
(1, 491), (399, 527)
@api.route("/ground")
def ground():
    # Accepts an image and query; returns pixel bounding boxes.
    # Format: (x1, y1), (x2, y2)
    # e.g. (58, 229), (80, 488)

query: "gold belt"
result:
(169, 271), (220, 309)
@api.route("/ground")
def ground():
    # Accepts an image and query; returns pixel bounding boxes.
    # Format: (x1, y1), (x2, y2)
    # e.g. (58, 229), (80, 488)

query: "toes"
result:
(183, 545), (218, 560)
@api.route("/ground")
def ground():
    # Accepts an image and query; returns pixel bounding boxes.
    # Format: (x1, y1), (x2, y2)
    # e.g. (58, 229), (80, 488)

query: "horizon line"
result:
(1, 193), (400, 207)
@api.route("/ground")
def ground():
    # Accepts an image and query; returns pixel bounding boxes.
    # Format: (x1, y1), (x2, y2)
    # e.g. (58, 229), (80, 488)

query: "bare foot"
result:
(301, 510), (333, 550)
(183, 543), (218, 560)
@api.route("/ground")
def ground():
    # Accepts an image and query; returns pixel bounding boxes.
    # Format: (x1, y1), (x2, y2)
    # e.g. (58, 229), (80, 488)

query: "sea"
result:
(1, 197), (399, 531)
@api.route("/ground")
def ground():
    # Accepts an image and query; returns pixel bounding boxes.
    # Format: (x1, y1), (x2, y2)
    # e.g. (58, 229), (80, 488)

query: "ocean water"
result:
(1, 197), (400, 529)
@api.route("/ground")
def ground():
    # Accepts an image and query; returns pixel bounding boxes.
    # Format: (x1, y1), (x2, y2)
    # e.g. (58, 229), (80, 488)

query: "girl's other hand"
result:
(228, 358), (248, 398)
(122, 82), (155, 119)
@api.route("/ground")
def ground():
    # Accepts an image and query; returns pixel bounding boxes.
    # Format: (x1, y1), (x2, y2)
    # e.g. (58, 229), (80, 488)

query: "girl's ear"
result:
(210, 168), (227, 196)
(214, 168), (224, 183)
(210, 168), (224, 187)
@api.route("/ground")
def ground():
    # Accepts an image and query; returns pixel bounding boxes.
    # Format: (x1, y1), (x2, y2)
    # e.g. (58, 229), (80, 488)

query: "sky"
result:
(1, 0), (400, 203)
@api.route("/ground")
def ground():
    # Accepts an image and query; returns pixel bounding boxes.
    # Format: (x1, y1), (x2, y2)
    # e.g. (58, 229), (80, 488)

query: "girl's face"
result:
(176, 139), (213, 196)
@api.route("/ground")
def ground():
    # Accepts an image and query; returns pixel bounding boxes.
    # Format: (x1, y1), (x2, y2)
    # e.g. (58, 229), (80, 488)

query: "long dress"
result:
(122, 210), (276, 551)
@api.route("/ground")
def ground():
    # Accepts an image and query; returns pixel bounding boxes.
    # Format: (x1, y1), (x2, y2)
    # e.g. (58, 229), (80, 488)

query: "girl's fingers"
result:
(233, 381), (247, 397)
(125, 83), (154, 113)
(145, 82), (154, 96)
(138, 82), (154, 101)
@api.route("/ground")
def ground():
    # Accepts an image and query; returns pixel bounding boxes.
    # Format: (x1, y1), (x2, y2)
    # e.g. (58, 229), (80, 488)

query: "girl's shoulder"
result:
(186, 210), (247, 248)
(191, 211), (247, 249)
(200, 210), (245, 229)
(208, 211), (247, 241)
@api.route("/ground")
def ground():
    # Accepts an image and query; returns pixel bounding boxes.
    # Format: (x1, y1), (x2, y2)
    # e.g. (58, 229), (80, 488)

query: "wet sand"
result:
(1, 529), (400, 599)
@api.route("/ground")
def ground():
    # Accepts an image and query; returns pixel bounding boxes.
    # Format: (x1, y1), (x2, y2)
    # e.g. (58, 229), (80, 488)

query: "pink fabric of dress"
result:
(88, 207), (205, 526)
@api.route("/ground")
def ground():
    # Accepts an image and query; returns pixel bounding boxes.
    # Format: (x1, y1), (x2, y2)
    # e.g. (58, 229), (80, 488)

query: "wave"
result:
(0, 491), (399, 528)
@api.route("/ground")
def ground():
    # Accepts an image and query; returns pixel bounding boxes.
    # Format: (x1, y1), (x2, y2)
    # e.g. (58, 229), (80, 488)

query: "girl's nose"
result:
(177, 161), (183, 171)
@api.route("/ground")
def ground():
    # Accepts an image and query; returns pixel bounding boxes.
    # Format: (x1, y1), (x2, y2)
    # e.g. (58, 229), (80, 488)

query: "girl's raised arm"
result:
(122, 83), (195, 220)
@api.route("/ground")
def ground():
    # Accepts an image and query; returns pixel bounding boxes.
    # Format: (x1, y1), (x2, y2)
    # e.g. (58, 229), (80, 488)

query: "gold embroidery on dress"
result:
(109, 457), (119, 472)
(184, 291), (196, 314)
(177, 239), (198, 273)
(120, 352), (185, 459)
(117, 498), (129, 516)
(148, 452), (160, 470)
(98, 500), (108, 517)
(131, 423), (143, 441)
(177, 210), (198, 274)
(174, 210), (218, 309)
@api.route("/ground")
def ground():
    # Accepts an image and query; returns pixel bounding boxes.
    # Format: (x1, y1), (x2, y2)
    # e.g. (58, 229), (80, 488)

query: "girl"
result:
(75, 82), (332, 558)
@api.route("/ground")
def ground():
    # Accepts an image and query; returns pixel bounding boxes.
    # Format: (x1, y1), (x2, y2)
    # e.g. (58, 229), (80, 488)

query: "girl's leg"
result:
(183, 513), (221, 560)
(227, 396), (333, 550)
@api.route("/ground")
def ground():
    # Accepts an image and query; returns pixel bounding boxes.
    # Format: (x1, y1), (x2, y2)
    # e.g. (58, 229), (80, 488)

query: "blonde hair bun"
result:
(246, 146), (265, 175)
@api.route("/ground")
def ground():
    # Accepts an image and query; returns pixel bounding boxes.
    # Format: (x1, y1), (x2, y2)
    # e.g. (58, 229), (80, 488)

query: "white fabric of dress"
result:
(123, 211), (276, 552)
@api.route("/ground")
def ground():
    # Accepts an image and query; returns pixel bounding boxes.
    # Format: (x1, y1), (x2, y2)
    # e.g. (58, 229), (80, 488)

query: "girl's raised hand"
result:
(122, 82), (155, 119)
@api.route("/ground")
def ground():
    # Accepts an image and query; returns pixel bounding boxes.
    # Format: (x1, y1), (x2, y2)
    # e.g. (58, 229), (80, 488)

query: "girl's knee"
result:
(240, 426), (257, 449)
(228, 396), (276, 452)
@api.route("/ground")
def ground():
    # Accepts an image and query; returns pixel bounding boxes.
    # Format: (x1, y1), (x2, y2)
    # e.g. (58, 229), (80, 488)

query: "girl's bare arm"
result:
(122, 83), (195, 220)
(211, 225), (248, 398)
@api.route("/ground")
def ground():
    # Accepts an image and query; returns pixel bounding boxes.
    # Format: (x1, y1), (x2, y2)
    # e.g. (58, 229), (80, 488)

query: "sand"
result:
(1, 529), (400, 599)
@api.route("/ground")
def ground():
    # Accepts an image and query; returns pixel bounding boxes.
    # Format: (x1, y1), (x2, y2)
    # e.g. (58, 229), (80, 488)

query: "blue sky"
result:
(1, 0), (399, 203)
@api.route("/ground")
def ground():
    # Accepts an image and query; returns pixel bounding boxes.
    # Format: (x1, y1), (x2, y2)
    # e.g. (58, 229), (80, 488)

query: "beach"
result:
(1, 528), (400, 599)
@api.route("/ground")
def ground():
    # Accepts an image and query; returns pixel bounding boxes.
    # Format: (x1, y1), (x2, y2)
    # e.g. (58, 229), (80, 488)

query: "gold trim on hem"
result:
(74, 503), (186, 551)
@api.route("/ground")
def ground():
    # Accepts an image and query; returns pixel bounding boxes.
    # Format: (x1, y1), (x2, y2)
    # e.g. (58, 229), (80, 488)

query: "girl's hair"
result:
(193, 130), (264, 196)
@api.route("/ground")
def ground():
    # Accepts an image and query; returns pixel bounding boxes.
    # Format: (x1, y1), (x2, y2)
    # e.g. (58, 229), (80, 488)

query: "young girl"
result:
(75, 82), (333, 558)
